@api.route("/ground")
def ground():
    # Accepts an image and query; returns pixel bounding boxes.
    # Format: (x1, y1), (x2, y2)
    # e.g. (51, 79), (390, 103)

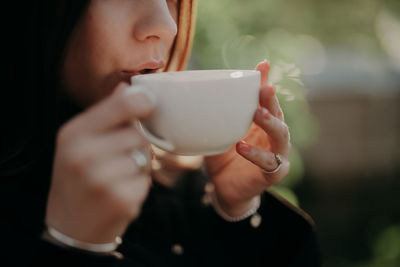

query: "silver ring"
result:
(262, 153), (283, 174)
(130, 150), (150, 173)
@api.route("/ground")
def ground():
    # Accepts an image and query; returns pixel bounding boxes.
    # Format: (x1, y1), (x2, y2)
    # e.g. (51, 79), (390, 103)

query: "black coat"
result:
(1, 149), (321, 267)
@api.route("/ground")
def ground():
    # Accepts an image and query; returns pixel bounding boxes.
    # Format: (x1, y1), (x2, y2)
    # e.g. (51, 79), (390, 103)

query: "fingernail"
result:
(264, 59), (270, 69)
(237, 141), (252, 152)
(125, 86), (157, 106)
(260, 108), (270, 120)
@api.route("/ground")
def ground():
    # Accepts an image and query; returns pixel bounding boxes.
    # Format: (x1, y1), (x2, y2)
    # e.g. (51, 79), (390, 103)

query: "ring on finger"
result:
(130, 149), (150, 173)
(262, 153), (283, 174)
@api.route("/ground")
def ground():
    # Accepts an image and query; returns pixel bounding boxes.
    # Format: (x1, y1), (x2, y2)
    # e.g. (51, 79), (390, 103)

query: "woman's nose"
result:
(134, 2), (178, 42)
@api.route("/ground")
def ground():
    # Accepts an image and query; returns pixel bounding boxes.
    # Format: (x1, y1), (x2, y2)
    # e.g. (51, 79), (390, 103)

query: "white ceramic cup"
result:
(125, 70), (261, 156)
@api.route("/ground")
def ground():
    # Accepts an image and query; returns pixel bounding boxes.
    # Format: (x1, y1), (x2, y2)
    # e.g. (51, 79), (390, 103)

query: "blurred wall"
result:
(301, 53), (400, 180)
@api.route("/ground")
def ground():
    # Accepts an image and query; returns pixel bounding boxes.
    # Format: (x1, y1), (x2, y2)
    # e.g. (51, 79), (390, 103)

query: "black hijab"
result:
(1, 1), (90, 177)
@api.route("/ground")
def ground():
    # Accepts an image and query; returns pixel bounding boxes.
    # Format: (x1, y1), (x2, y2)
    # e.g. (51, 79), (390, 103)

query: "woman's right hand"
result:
(45, 82), (155, 244)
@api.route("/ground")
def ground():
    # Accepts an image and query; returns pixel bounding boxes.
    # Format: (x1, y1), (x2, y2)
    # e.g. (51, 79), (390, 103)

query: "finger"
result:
(90, 152), (152, 185)
(259, 85), (284, 120)
(255, 59), (284, 120)
(236, 141), (290, 185)
(93, 126), (150, 158)
(255, 59), (270, 87)
(68, 125), (150, 165)
(253, 107), (291, 157)
(69, 82), (156, 134)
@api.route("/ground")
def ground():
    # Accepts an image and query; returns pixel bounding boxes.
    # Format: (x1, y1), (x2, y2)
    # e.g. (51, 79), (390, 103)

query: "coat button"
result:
(250, 213), (262, 228)
(171, 243), (184, 255)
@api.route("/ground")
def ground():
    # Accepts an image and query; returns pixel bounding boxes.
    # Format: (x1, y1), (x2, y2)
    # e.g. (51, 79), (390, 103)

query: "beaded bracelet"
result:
(206, 183), (261, 222)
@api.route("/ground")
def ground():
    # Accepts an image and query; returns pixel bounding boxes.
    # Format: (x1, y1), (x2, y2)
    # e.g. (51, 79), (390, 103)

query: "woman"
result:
(1, 0), (321, 266)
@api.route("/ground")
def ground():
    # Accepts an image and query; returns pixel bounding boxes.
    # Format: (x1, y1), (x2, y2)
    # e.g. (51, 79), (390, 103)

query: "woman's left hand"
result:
(203, 60), (291, 217)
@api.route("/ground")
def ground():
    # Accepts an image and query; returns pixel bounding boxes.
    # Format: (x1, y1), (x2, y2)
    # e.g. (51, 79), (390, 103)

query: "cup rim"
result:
(131, 69), (260, 83)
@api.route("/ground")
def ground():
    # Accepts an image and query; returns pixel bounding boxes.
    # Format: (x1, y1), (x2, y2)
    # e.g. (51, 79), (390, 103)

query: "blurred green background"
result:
(189, 0), (400, 266)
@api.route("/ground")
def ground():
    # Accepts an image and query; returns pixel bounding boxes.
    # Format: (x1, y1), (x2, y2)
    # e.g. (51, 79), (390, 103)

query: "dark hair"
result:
(1, 1), (90, 177)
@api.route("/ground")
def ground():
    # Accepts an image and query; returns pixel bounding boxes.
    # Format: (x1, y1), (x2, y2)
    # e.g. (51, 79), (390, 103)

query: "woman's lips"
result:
(121, 61), (164, 80)
(122, 68), (160, 76)
(120, 68), (161, 84)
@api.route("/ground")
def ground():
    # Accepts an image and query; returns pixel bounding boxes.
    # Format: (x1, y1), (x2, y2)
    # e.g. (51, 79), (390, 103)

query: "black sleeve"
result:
(1, 207), (121, 267)
(1, 219), (122, 267)
(291, 226), (322, 267)
(0, 157), (123, 267)
(181, 170), (322, 267)
(119, 169), (322, 267)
